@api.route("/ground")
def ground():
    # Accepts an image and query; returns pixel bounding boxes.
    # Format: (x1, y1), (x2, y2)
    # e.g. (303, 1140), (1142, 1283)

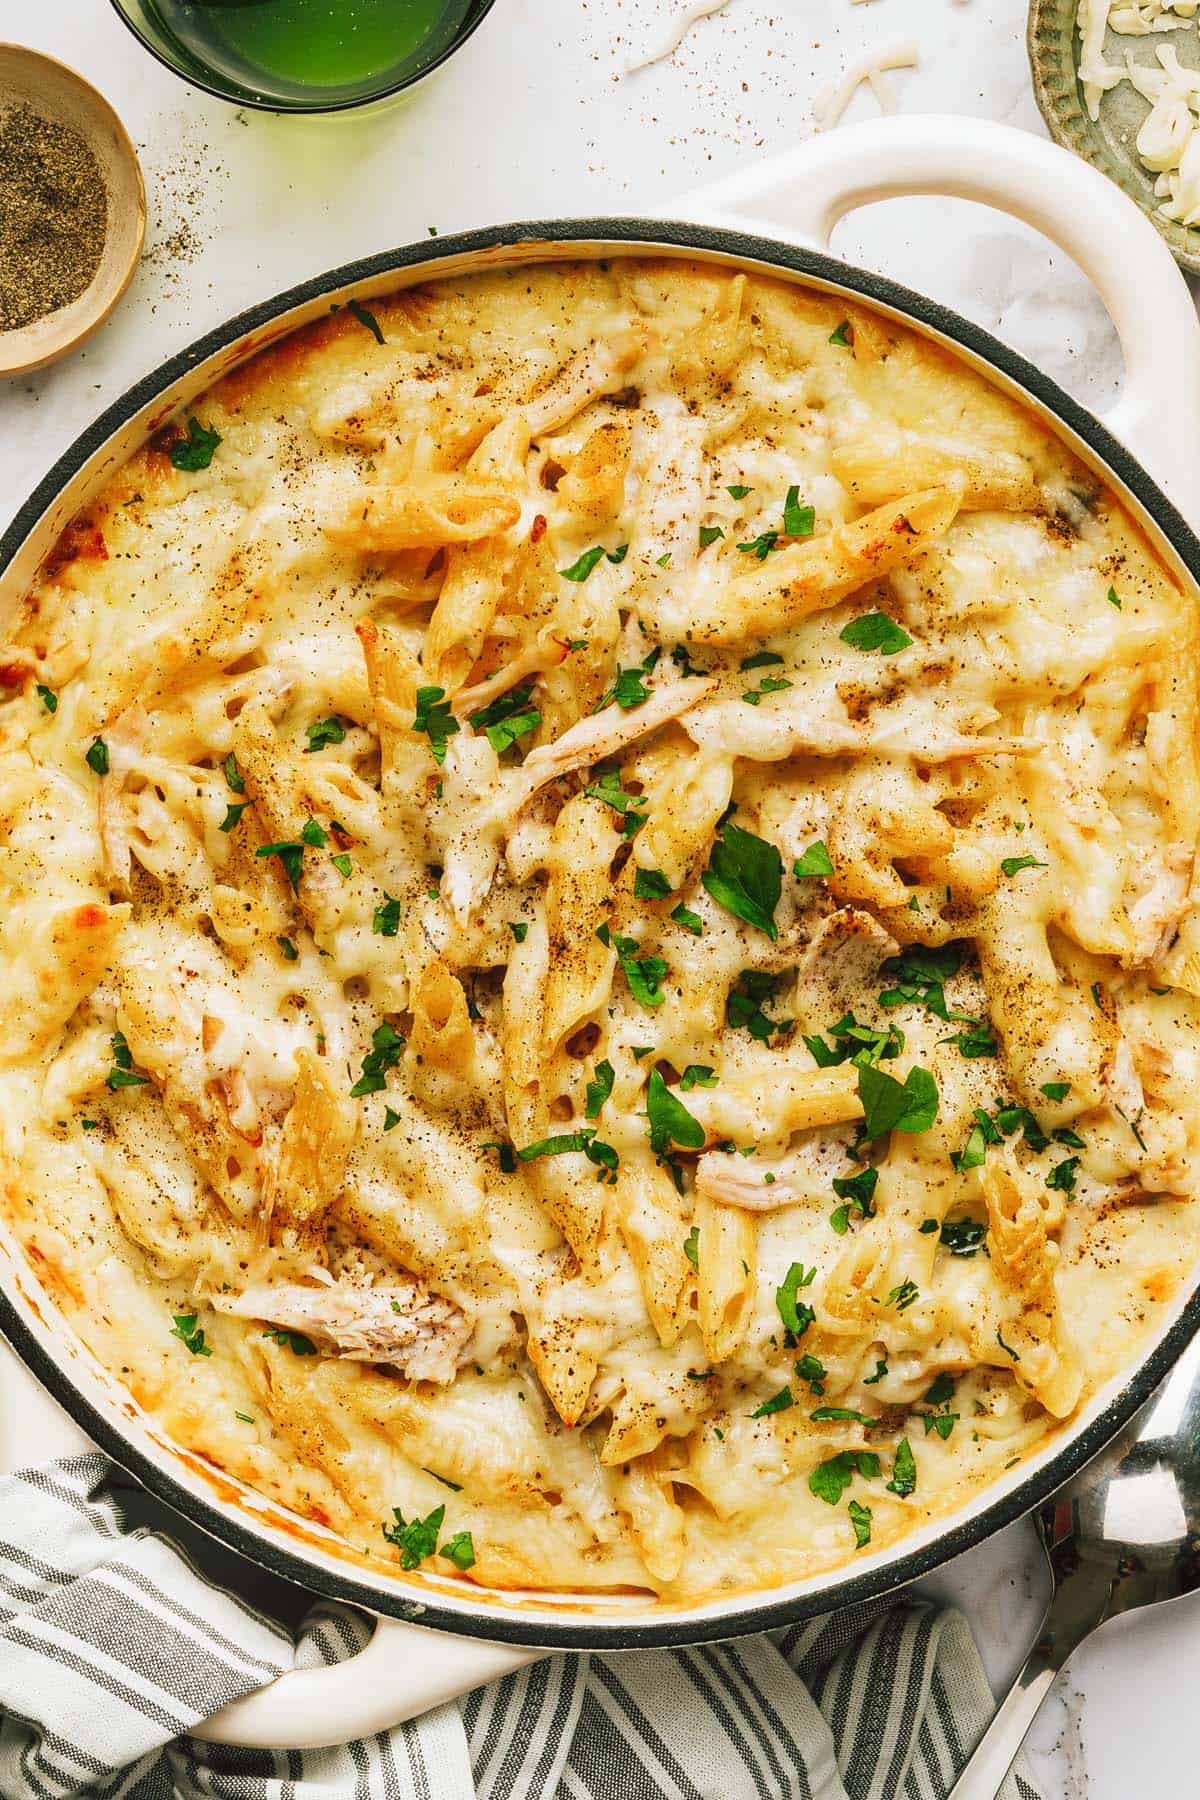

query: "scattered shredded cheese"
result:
(813, 39), (920, 130)
(625, 0), (735, 73)
(1077, 1), (1200, 228)
(1078, 0), (1198, 117)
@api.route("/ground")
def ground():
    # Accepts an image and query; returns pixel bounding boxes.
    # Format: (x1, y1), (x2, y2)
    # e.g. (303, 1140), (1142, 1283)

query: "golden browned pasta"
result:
(2, 257), (1199, 1605)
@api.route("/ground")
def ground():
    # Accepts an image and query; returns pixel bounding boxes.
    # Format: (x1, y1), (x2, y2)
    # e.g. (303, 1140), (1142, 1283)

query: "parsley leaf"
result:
(585, 768), (647, 834)
(776, 1262), (816, 1342)
(509, 920), (529, 943)
(382, 1504), (445, 1569)
(412, 686), (460, 765)
(783, 486), (815, 538)
(560, 546), (610, 582)
(750, 1386), (794, 1418)
(257, 839), (304, 890)
(811, 1405), (871, 1424)
(646, 1067), (705, 1155)
(374, 893), (402, 937)
(794, 840), (834, 878)
(1046, 1156), (1079, 1194)
(671, 901), (704, 935)
(350, 1022), (405, 1097)
(740, 650), (785, 670)
(940, 1217), (986, 1257)
(683, 1225), (700, 1269)
(848, 1499), (873, 1548)
(742, 674), (793, 705)
(440, 1530), (476, 1571)
(726, 483), (753, 499)
(612, 933), (669, 1008)
(1040, 1081), (1071, 1102)
(170, 417), (222, 471)
(347, 297), (385, 343)
(829, 1166), (878, 1234)
(679, 1064), (717, 1091)
(468, 684), (541, 755)
(305, 715), (348, 752)
(277, 935), (298, 961)
(829, 319), (853, 347)
(170, 1313), (212, 1357)
(264, 1328), (318, 1355)
(702, 820), (782, 939)
(107, 1031), (148, 1092)
(857, 1063), (939, 1137)
(794, 1353), (827, 1395)
(224, 752), (244, 793)
(699, 525), (725, 548)
(85, 737), (109, 776)
(220, 801), (248, 833)
(737, 530), (780, 560)
(1107, 585), (1122, 610)
(839, 612), (913, 655)
(727, 968), (791, 1042)
(585, 1059), (615, 1119)
(1000, 854), (1047, 878)
(809, 1450), (880, 1505)
(330, 852), (352, 878)
(36, 684), (57, 713)
(886, 1438), (917, 1498)
(634, 867), (672, 901)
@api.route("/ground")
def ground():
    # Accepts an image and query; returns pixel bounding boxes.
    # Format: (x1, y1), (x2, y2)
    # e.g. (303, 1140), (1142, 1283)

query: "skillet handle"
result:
(193, 1617), (541, 1750)
(670, 114), (1200, 525)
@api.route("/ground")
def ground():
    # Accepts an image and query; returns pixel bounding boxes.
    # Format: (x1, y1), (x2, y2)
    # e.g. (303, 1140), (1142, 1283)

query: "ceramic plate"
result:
(1028, 0), (1200, 275)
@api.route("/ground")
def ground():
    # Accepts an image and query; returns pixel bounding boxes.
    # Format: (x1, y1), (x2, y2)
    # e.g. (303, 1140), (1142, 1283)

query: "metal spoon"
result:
(948, 1332), (1200, 1799)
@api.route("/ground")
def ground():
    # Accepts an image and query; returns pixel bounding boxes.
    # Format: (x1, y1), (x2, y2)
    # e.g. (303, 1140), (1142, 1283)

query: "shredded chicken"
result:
(215, 1278), (474, 1384)
(506, 678), (717, 814)
(695, 1132), (854, 1210)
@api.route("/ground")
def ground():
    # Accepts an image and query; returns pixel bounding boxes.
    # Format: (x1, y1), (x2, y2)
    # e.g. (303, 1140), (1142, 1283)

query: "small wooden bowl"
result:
(0, 45), (145, 378)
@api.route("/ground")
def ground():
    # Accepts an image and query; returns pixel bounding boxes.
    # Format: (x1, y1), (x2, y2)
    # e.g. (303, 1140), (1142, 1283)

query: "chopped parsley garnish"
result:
(468, 684), (540, 755)
(886, 1438), (917, 1498)
(671, 901), (703, 935)
(170, 1313), (212, 1357)
(656, 552), (672, 569)
(848, 1499), (873, 1548)
(517, 1130), (619, 1182)
(683, 1225), (700, 1269)
(106, 1031), (148, 1092)
(224, 752), (244, 793)
(585, 767), (647, 835)
(277, 935), (298, 962)
(829, 319), (853, 347)
(424, 1468), (463, 1491)
(347, 298), (385, 343)
(634, 867), (672, 900)
(608, 931), (668, 1008)
(85, 737), (109, 776)
(1000, 854), (1047, 878)
(412, 685), (460, 765)
(839, 612), (913, 655)
(646, 1067), (705, 1155)
(702, 819), (782, 939)
(805, 1012), (902, 1069)
(811, 1405), (871, 1424)
(350, 1022), (405, 1096)
(382, 1504), (445, 1569)
(483, 1139), (516, 1173)
(857, 1063), (938, 1138)
(727, 968), (791, 1042)
(600, 655), (657, 711)
(742, 674), (793, 706)
(169, 417), (222, 471)
(264, 1328), (318, 1355)
(36, 685), (57, 713)
(863, 1358), (888, 1385)
(235, 1411), (255, 1424)
(585, 1058), (615, 1119)
(301, 818), (328, 848)
(220, 802), (248, 833)
(794, 840), (834, 878)
(383, 1106), (401, 1132)
(1045, 1155), (1079, 1194)
(1040, 1081), (1071, 1102)
(776, 1262), (816, 1342)
(809, 1450), (880, 1505)
(440, 1530), (476, 1571)
(257, 839), (304, 890)
(997, 1327), (1021, 1361)
(878, 942), (966, 1022)
(305, 715), (348, 752)
(884, 1278), (920, 1312)
(750, 1385), (794, 1419)
(699, 525), (725, 549)
(740, 650), (784, 671)
(951, 1023), (999, 1059)
(560, 543), (625, 581)
(679, 1064), (717, 1091)
(919, 1218), (938, 1234)
(1115, 1104), (1148, 1151)
(1107, 585), (1122, 610)
(795, 1353), (827, 1395)
(830, 1166), (879, 1234)
(737, 530), (780, 560)
(374, 893), (402, 937)
(330, 852), (353, 879)
(509, 920), (529, 943)
(782, 486), (815, 538)
(939, 1217), (987, 1257)
(726, 483), (753, 499)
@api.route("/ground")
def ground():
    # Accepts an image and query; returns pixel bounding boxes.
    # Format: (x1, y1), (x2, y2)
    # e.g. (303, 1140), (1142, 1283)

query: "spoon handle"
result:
(945, 1643), (1061, 1800)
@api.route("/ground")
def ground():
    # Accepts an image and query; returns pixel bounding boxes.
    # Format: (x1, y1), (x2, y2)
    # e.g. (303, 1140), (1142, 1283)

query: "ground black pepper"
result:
(0, 102), (108, 333)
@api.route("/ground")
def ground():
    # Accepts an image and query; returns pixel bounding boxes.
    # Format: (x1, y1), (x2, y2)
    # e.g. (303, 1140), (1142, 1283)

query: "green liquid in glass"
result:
(141, 0), (477, 105)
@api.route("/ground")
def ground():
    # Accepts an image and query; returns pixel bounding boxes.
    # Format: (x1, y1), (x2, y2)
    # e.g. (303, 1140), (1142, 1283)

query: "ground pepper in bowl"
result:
(0, 101), (108, 333)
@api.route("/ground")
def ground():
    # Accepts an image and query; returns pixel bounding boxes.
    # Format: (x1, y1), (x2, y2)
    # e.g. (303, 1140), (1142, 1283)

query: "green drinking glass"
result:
(108, 0), (497, 113)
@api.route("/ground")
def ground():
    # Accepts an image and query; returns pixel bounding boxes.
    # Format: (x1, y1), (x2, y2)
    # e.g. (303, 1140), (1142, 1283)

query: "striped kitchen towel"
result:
(0, 1454), (1042, 1800)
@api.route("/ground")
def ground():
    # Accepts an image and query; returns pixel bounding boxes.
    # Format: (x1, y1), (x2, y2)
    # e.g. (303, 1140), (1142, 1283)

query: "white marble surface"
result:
(1, 0), (1199, 1792)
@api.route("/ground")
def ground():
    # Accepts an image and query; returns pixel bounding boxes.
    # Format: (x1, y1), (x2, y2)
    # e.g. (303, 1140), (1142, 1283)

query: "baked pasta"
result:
(3, 257), (1199, 1605)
